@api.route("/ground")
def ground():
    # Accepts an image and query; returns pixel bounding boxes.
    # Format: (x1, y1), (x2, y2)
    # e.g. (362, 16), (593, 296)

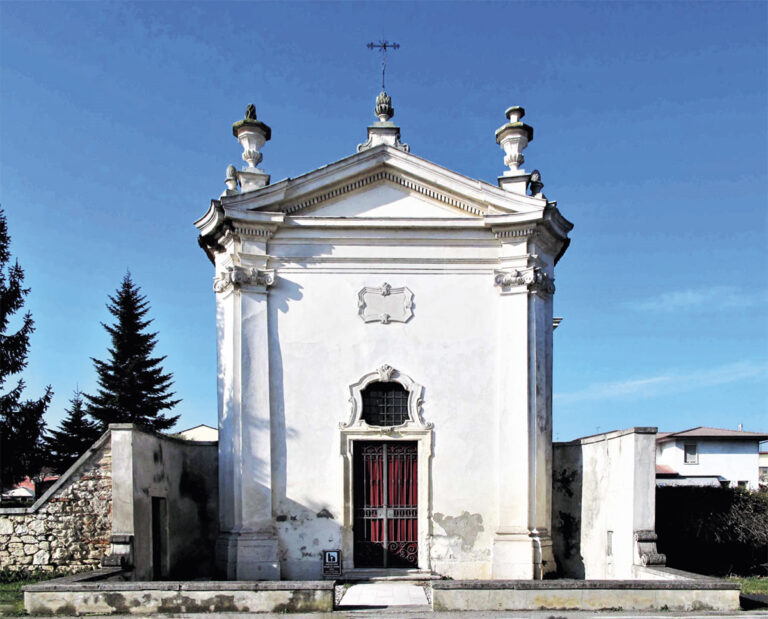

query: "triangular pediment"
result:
(292, 181), (476, 218)
(224, 146), (546, 219)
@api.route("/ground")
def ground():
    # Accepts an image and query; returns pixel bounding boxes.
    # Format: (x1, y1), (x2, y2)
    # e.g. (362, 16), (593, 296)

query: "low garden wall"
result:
(0, 433), (112, 573)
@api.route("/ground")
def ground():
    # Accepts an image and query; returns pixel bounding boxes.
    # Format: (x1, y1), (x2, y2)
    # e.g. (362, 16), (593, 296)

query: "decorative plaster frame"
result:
(339, 365), (433, 573)
(357, 284), (414, 325)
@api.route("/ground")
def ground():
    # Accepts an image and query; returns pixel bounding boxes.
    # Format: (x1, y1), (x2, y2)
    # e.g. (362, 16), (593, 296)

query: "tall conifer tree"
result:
(0, 208), (52, 489)
(45, 391), (101, 473)
(85, 274), (180, 431)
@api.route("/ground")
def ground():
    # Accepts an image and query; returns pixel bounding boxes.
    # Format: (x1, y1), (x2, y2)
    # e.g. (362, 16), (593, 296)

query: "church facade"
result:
(195, 95), (573, 580)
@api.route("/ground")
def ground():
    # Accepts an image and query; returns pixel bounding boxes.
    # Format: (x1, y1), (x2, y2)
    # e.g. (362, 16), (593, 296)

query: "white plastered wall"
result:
(266, 235), (510, 579)
(552, 428), (657, 579)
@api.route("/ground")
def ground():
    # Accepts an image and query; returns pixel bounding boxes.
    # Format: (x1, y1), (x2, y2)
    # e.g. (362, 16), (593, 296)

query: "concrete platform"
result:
(23, 567), (742, 615)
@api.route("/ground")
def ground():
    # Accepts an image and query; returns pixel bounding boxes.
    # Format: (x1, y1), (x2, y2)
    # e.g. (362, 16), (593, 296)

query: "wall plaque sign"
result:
(358, 283), (414, 324)
(322, 549), (342, 577)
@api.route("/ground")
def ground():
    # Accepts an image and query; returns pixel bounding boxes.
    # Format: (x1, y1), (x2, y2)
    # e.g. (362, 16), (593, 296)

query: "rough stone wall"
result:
(0, 437), (112, 573)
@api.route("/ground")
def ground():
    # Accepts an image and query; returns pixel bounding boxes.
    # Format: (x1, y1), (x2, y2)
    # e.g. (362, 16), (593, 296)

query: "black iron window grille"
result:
(361, 381), (409, 426)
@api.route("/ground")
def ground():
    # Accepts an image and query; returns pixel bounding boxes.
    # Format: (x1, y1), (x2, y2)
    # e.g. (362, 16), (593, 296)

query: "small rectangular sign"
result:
(322, 549), (341, 577)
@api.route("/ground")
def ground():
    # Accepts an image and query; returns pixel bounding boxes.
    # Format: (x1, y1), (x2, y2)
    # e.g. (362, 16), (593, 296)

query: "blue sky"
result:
(1, 1), (765, 441)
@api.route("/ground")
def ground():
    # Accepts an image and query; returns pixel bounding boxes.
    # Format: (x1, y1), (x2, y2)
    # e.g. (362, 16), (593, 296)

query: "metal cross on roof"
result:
(367, 40), (400, 91)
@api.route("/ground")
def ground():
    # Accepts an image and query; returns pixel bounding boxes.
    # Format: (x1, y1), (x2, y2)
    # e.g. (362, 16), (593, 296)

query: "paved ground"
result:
(20, 612), (768, 618)
(339, 582), (430, 607)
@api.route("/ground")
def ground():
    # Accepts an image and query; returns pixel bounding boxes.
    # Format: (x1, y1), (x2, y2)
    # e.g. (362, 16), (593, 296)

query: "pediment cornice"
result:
(219, 145), (546, 218)
(196, 146), (572, 264)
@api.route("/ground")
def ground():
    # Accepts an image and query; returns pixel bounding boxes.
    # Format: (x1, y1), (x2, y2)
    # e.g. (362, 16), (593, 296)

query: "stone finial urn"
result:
(375, 91), (394, 122)
(358, 91), (409, 153)
(495, 106), (534, 174)
(232, 104), (272, 170)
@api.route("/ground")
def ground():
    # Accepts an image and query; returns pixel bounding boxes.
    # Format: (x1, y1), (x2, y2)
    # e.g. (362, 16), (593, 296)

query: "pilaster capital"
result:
(213, 265), (276, 294)
(494, 266), (555, 296)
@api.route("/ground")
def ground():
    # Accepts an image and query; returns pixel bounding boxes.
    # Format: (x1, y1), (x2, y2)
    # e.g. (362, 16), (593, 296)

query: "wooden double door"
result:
(353, 441), (418, 568)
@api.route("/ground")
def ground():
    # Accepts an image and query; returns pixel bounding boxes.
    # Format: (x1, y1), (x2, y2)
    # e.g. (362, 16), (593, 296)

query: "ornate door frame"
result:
(340, 364), (433, 572)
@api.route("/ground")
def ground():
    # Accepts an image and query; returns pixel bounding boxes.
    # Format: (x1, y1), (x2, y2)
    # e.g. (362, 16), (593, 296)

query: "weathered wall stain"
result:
(433, 511), (484, 551)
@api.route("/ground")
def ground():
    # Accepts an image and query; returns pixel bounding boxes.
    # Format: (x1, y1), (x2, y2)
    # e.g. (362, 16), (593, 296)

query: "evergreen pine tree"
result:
(45, 391), (101, 473)
(85, 274), (180, 431)
(0, 208), (52, 490)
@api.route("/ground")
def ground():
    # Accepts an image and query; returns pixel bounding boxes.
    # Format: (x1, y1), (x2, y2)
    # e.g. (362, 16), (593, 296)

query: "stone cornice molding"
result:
(213, 266), (275, 293)
(195, 208), (285, 261)
(493, 225), (537, 240)
(489, 205), (573, 265)
(280, 170), (485, 217)
(231, 223), (277, 238)
(543, 203), (573, 239)
(196, 149), (573, 263)
(494, 266), (555, 296)
(341, 365), (431, 431)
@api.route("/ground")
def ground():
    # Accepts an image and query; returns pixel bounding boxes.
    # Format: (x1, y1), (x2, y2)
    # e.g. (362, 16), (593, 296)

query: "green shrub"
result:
(656, 486), (768, 576)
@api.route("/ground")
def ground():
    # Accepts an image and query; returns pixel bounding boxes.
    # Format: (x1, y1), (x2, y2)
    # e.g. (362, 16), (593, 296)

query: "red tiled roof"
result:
(13, 476), (58, 490)
(656, 426), (768, 442)
(656, 464), (678, 475)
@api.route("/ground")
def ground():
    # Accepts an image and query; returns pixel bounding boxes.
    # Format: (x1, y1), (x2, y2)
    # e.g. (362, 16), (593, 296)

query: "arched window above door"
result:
(341, 364), (432, 430)
(362, 381), (408, 426)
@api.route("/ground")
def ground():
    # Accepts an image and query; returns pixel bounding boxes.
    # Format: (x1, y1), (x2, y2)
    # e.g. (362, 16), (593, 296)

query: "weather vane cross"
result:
(367, 40), (400, 91)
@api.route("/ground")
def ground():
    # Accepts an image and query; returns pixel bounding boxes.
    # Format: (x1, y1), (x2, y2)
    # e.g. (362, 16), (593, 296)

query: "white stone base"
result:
(491, 532), (556, 579)
(216, 533), (280, 580)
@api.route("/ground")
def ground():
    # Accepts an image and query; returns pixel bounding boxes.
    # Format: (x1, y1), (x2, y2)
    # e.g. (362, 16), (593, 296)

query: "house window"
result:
(362, 381), (409, 426)
(737, 481), (748, 489)
(683, 443), (698, 464)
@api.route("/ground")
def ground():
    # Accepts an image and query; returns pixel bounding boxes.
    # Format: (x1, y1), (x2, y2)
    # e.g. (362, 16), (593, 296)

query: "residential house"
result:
(656, 427), (768, 490)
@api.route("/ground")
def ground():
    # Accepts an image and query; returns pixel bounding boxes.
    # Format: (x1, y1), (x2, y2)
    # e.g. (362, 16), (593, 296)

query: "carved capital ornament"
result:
(494, 267), (555, 296)
(213, 266), (275, 293)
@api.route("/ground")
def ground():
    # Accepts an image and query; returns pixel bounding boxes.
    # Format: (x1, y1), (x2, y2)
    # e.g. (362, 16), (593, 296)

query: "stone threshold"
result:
(341, 568), (439, 581)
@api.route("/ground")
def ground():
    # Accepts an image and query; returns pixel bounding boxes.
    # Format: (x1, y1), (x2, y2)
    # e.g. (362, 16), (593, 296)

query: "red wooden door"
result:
(353, 441), (418, 568)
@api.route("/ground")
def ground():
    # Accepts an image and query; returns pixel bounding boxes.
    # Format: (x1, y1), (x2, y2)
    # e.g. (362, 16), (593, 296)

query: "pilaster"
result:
(492, 251), (557, 579)
(214, 248), (279, 579)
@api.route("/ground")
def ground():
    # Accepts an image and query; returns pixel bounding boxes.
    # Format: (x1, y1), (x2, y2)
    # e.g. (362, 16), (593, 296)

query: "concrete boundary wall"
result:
(552, 427), (660, 579)
(109, 425), (219, 580)
(0, 432), (112, 572)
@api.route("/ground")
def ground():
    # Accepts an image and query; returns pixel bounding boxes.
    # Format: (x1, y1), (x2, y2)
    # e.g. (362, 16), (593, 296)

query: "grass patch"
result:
(730, 576), (768, 595)
(0, 579), (28, 616)
(0, 570), (70, 616)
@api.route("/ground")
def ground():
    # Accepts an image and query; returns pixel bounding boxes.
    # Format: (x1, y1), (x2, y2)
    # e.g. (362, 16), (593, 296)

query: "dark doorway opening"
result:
(151, 496), (168, 579)
(353, 441), (417, 568)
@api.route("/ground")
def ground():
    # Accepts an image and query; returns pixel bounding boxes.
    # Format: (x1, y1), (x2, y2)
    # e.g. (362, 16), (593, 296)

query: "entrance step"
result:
(337, 582), (430, 609)
(343, 568), (439, 581)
